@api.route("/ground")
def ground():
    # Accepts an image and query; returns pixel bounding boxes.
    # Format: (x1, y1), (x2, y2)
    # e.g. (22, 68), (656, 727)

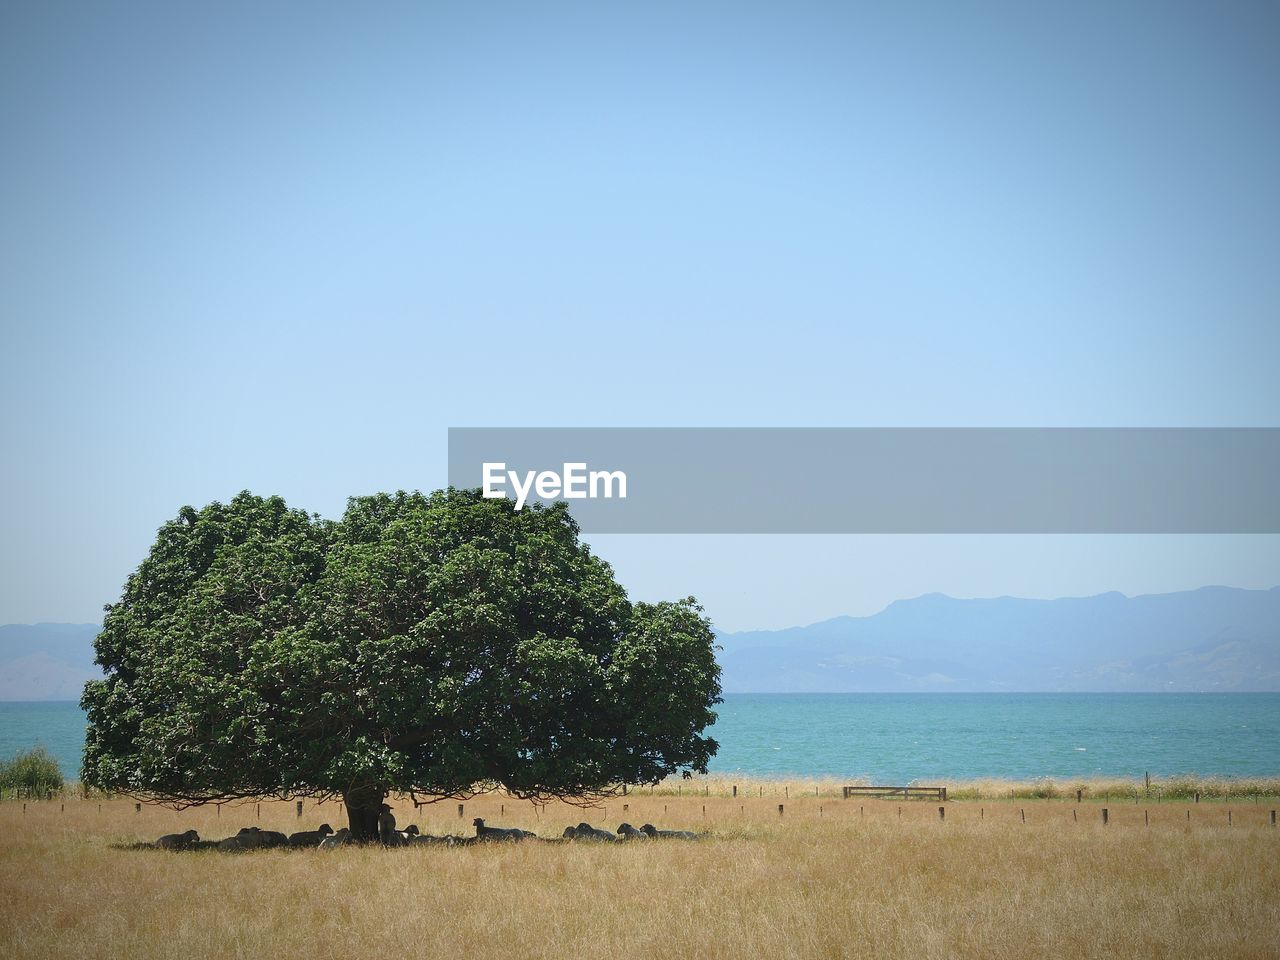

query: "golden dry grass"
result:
(2, 791), (1278, 959)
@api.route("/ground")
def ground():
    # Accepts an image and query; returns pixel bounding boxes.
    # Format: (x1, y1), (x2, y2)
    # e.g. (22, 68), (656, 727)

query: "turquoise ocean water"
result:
(1, 694), (1277, 782)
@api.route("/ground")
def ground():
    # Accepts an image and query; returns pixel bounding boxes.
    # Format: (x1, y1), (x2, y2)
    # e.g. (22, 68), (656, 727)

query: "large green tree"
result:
(82, 488), (720, 840)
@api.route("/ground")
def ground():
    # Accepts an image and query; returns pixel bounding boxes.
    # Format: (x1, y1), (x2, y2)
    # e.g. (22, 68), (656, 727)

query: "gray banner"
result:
(446, 428), (1280, 533)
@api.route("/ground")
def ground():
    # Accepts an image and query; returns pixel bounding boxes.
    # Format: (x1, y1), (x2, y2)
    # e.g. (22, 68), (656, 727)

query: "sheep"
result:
(287, 824), (334, 847)
(472, 817), (536, 841)
(155, 829), (200, 850)
(567, 822), (616, 842)
(615, 823), (649, 841)
(640, 823), (699, 840)
(377, 804), (400, 845)
(216, 827), (288, 850)
(411, 832), (470, 847)
(381, 823), (421, 847)
(319, 827), (353, 849)
(217, 827), (265, 851)
(371, 822), (420, 848)
(257, 830), (290, 848)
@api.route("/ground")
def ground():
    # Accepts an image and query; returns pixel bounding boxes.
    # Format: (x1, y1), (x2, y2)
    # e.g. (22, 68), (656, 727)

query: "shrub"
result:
(0, 745), (65, 796)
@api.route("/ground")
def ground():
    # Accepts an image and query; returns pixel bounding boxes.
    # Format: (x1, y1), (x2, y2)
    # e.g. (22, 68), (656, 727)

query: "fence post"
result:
(1102, 808), (1109, 825)
(778, 804), (784, 816)
(1145, 809), (1149, 826)
(1077, 789), (1082, 803)
(938, 806), (945, 821)
(457, 803), (464, 818)
(1271, 810), (1276, 826)
(1145, 771), (1150, 796)
(733, 785), (737, 798)
(1021, 808), (1025, 823)
(1073, 809), (1077, 822)
(135, 803), (141, 814)
(296, 801), (303, 818)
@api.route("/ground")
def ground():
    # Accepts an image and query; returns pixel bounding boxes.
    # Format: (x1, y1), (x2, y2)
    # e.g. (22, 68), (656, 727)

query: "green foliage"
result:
(81, 489), (721, 812)
(0, 746), (65, 794)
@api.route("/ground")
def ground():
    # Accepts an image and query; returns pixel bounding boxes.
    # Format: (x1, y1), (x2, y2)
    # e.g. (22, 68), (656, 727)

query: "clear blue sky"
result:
(2, 1), (1278, 630)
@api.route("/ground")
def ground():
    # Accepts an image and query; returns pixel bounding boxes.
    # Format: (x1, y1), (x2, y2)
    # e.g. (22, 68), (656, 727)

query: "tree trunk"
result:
(343, 785), (386, 843)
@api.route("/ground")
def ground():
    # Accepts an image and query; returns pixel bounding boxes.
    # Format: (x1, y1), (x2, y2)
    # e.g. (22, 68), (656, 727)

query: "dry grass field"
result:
(2, 788), (1277, 960)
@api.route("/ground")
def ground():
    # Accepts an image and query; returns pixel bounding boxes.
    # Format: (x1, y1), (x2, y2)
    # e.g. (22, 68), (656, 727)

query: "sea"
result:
(2, 693), (1278, 783)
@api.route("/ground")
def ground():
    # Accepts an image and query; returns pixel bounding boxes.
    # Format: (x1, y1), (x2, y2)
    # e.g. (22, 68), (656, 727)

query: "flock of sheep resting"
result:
(148, 813), (702, 851)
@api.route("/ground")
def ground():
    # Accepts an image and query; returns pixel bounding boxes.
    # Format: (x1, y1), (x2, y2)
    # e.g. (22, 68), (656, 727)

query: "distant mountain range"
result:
(2, 586), (1279, 699)
(718, 586), (1280, 692)
(0, 622), (101, 701)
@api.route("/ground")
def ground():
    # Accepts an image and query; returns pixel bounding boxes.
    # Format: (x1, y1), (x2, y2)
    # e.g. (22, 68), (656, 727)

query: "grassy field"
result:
(640, 773), (1280, 801)
(2, 788), (1278, 959)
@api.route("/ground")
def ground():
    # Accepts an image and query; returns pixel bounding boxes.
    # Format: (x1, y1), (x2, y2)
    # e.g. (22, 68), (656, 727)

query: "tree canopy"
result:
(81, 489), (720, 839)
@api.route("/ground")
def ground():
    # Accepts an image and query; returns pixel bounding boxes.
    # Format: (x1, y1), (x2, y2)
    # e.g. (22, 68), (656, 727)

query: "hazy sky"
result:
(2, 1), (1278, 631)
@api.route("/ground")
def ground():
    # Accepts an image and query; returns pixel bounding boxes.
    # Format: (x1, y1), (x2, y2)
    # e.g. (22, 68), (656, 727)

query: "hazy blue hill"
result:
(717, 586), (1280, 693)
(4, 586), (1279, 698)
(0, 623), (100, 700)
